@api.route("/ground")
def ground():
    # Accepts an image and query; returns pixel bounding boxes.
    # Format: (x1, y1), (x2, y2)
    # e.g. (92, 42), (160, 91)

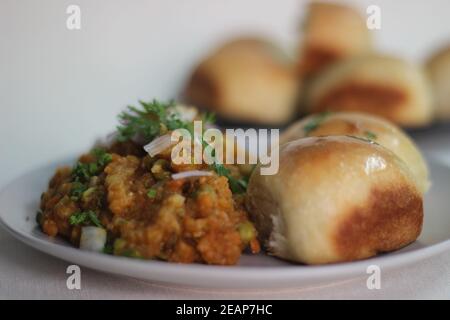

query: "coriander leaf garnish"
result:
(303, 112), (331, 135)
(146, 188), (157, 198)
(364, 130), (377, 141)
(211, 163), (247, 194)
(346, 135), (379, 145)
(70, 181), (88, 201)
(103, 243), (114, 254)
(71, 148), (112, 183)
(69, 211), (103, 228)
(117, 99), (248, 194)
(72, 162), (98, 182)
(202, 112), (216, 125)
(91, 148), (113, 167)
(36, 210), (43, 225)
(117, 99), (193, 142)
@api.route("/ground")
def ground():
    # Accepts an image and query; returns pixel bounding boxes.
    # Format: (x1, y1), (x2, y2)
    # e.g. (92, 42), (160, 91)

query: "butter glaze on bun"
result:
(306, 55), (433, 127)
(280, 112), (430, 194)
(246, 136), (423, 264)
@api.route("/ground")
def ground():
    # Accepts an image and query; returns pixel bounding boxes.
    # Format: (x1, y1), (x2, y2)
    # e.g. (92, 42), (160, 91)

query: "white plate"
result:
(1, 156), (449, 289)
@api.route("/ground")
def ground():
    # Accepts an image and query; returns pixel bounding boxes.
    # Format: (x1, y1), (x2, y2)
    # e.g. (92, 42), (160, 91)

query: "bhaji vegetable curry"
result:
(37, 101), (260, 265)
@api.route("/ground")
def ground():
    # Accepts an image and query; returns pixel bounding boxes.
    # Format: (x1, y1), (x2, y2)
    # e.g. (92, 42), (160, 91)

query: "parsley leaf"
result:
(70, 181), (88, 201)
(69, 211), (103, 228)
(202, 112), (216, 125)
(71, 148), (112, 183)
(117, 99), (250, 194)
(92, 148), (113, 167)
(303, 112), (331, 135)
(117, 100), (191, 142)
(147, 188), (157, 198)
(211, 163), (247, 194)
(364, 130), (377, 141)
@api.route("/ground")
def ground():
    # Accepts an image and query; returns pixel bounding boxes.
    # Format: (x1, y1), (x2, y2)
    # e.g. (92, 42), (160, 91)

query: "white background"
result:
(1, 0), (450, 299)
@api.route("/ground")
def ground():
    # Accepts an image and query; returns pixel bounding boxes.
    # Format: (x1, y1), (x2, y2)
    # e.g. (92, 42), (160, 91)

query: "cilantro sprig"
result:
(70, 148), (112, 202)
(117, 99), (249, 194)
(69, 211), (103, 228)
(303, 112), (331, 135)
(72, 148), (112, 184)
(211, 163), (248, 194)
(364, 130), (377, 141)
(117, 100), (191, 142)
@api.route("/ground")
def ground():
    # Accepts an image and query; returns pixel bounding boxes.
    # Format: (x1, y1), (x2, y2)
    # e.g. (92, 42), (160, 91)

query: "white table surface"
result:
(1, 0), (450, 299)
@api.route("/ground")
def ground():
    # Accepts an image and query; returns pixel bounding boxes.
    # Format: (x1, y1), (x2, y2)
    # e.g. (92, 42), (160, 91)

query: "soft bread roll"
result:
(280, 112), (429, 194)
(299, 2), (371, 78)
(184, 37), (300, 125)
(426, 46), (450, 120)
(306, 55), (434, 127)
(246, 136), (423, 264)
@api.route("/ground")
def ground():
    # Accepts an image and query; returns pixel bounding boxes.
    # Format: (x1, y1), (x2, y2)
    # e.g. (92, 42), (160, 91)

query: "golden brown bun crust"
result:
(306, 55), (434, 127)
(184, 38), (300, 125)
(426, 46), (450, 120)
(280, 112), (430, 194)
(334, 184), (422, 261)
(299, 2), (371, 77)
(246, 136), (423, 264)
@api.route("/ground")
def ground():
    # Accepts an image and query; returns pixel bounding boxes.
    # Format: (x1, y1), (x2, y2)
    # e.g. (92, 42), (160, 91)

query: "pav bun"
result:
(246, 136), (423, 264)
(305, 55), (434, 127)
(184, 37), (300, 125)
(280, 112), (430, 194)
(299, 2), (371, 78)
(426, 46), (450, 120)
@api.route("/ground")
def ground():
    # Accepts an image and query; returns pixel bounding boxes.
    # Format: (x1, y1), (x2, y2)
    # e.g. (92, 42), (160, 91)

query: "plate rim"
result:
(1, 157), (450, 288)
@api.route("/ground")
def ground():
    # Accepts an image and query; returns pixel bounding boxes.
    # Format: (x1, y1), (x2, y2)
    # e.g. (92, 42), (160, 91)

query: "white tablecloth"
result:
(1, 133), (449, 300)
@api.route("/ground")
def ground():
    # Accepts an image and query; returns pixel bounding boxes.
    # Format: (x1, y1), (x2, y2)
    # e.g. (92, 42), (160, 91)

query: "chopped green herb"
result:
(211, 163), (247, 194)
(72, 162), (97, 182)
(91, 148), (113, 167)
(122, 249), (143, 259)
(364, 130), (377, 140)
(117, 99), (249, 194)
(202, 112), (216, 125)
(71, 149), (112, 183)
(103, 243), (114, 254)
(147, 188), (157, 198)
(70, 181), (88, 201)
(69, 211), (103, 228)
(237, 221), (256, 244)
(36, 210), (43, 225)
(116, 100), (192, 142)
(346, 135), (379, 145)
(303, 112), (331, 135)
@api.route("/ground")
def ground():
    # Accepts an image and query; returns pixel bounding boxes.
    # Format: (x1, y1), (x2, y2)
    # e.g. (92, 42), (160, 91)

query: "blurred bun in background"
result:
(305, 55), (434, 127)
(179, 1), (448, 129)
(184, 37), (300, 126)
(298, 1), (372, 78)
(426, 46), (450, 121)
(280, 112), (430, 194)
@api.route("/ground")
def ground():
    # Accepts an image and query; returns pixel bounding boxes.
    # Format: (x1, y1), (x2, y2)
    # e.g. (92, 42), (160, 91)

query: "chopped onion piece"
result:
(172, 170), (213, 180)
(80, 226), (107, 252)
(143, 134), (174, 157)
